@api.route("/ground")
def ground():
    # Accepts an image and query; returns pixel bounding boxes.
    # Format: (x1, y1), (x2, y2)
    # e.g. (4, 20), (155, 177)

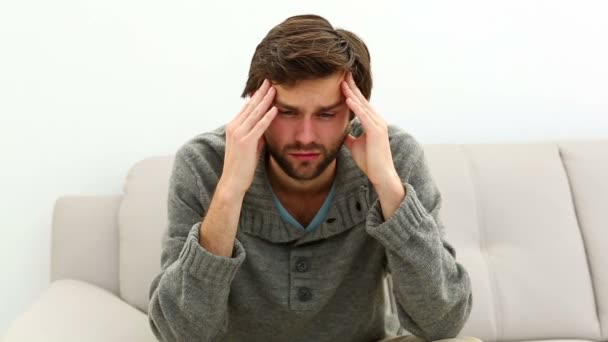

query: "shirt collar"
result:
(240, 143), (371, 244)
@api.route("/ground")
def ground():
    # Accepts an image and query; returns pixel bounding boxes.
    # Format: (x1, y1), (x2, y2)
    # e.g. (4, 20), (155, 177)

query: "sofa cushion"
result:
(1, 279), (155, 342)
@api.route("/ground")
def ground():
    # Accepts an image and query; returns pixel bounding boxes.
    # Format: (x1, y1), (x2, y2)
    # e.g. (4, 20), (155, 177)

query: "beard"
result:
(265, 124), (351, 181)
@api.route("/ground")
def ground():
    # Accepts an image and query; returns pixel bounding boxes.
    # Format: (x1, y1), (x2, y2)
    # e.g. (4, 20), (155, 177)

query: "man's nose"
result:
(294, 117), (317, 145)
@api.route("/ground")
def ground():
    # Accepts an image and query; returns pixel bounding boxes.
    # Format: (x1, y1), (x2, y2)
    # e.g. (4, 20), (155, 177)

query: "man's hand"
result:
(220, 79), (277, 196)
(200, 79), (277, 257)
(341, 72), (405, 220)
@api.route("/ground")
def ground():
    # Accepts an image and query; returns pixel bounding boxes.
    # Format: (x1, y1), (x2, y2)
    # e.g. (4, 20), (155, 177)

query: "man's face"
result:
(264, 71), (352, 181)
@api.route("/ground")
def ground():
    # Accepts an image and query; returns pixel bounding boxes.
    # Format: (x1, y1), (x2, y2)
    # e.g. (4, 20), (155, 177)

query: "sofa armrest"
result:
(51, 195), (123, 296)
(1, 280), (155, 342)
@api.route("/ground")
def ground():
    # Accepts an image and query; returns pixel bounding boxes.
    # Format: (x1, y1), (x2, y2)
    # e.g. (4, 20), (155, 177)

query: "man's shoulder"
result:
(350, 118), (424, 161)
(174, 125), (227, 176)
(386, 123), (425, 160)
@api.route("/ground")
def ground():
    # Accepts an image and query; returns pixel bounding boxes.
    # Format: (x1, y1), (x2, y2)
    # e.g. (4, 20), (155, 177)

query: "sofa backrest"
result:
(559, 142), (608, 341)
(422, 142), (605, 341)
(51, 195), (123, 295)
(118, 155), (173, 314)
(114, 140), (607, 341)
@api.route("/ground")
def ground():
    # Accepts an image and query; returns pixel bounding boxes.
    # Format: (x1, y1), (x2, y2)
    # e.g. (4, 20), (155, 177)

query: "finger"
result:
(346, 72), (372, 111)
(345, 97), (375, 131)
(344, 76), (382, 125)
(247, 106), (278, 140)
(234, 79), (271, 124)
(240, 86), (276, 132)
(237, 79), (269, 119)
(341, 80), (363, 107)
(233, 97), (254, 125)
(342, 82), (375, 127)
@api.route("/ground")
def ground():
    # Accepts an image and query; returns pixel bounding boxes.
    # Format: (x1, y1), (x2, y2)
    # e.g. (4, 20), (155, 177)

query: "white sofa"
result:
(2, 139), (607, 342)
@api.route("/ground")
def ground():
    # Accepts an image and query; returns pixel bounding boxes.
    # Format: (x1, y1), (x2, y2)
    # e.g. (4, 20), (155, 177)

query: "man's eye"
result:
(319, 113), (335, 118)
(279, 110), (295, 115)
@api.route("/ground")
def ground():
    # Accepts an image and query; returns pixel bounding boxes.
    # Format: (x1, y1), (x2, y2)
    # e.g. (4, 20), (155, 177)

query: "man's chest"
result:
(233, 225), (387, 312)
(286, 201), (325, 227)
(279, 195), (327, 228)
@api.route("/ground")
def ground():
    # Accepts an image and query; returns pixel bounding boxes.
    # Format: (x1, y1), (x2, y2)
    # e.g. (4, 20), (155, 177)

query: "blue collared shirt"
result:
(270, 181), (337, 233)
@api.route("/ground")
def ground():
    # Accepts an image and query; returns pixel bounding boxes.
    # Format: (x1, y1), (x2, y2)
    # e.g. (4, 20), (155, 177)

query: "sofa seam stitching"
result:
(557, 144), (604, 339)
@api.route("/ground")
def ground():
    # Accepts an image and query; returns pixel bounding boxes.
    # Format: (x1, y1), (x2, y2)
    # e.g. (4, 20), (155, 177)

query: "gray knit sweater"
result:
(148, 120), (472, 342)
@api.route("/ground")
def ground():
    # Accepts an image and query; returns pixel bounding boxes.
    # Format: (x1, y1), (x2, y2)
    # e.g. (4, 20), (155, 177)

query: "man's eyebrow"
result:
(273, 98), (344, 111)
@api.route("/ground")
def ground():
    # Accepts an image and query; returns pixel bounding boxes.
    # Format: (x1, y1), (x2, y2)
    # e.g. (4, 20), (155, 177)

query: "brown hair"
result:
(241, 14), (373, 101)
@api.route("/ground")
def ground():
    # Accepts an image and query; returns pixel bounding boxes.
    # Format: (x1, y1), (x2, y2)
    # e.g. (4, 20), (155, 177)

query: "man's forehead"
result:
(273, 96), (345, 111)
(271, 72), (347, 110)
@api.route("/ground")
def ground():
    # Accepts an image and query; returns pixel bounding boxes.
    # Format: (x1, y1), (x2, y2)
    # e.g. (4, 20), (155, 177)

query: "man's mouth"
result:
(290, 152), (320, 161)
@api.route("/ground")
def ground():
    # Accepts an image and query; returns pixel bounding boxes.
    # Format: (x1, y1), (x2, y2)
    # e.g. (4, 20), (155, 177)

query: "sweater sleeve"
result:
(365, 137), (473, 341)
(148, 147), (246, 342)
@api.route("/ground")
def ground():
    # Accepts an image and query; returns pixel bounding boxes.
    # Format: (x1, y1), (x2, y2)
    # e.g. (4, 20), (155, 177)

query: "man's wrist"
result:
(215, 178), (247, 204)
(373, 172), (406, 221)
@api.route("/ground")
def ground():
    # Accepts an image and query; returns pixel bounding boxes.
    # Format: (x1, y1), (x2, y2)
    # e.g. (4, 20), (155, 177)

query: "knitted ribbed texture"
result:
(148, 120), (472, 342)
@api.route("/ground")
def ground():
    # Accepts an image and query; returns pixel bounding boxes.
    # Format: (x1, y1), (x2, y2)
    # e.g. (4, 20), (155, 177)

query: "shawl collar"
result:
(240, 144), (372, 245)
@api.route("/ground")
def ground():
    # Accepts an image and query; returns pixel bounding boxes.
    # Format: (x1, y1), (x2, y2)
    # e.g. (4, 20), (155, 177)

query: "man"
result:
(148, 14), (476, 342)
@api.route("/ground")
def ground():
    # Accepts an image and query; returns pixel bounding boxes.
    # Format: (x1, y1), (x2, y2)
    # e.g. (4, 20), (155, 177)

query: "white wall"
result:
(1, 0), (607, 333)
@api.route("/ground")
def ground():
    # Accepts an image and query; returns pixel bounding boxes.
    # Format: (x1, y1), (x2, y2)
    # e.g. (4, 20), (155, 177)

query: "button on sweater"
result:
(148, 119), (473, 342)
